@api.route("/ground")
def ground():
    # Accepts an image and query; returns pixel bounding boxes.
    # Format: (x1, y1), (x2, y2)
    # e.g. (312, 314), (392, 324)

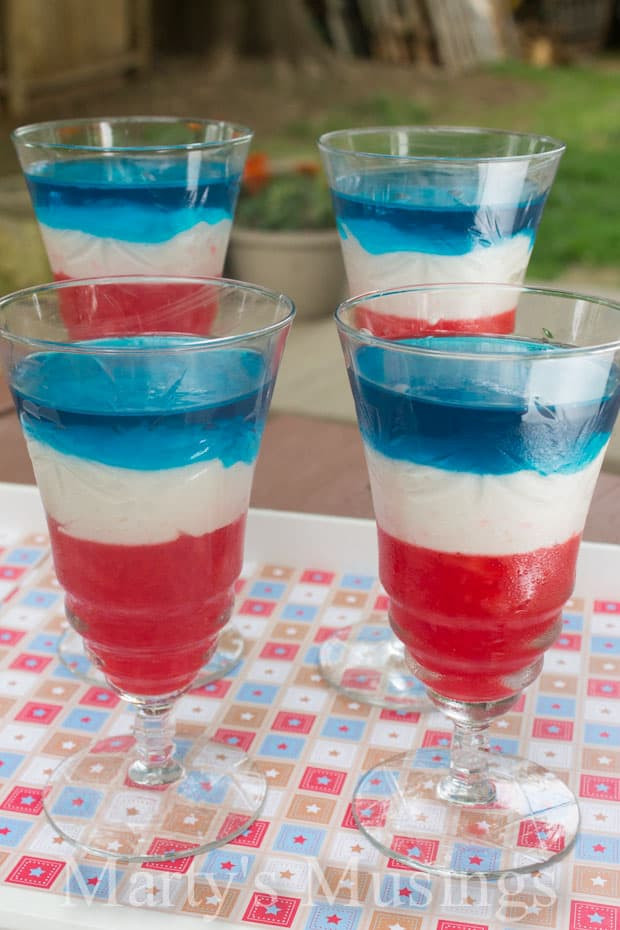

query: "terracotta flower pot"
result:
(226, 226), (346, 320)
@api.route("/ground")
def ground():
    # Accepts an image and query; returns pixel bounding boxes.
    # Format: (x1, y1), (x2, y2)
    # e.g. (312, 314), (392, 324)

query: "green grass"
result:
(275, 59), (620, 281)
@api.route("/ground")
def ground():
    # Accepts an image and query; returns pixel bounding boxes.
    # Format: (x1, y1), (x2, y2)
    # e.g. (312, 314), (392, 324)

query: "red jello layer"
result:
(54, 272), (219, 339)
(354, 305), (516, 340)
(379, 527), (580, 702)
(48, 515), (246, 697)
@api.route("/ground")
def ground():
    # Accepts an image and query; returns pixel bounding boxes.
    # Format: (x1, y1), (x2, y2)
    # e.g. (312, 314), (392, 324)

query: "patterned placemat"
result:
(0, 523), (618, 930)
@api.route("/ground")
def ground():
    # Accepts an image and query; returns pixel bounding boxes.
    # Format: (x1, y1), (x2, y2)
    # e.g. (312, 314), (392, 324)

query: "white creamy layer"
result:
(27, 437), (252, 546)
(340, 234), (531, 319)
(365, 445), (605, 555)
(39, 220), (231, 278)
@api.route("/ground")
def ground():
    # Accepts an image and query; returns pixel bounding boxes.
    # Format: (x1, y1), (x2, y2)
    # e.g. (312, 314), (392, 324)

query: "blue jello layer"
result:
(11, 337), (273, 470)
(351, 336), (620, 475)
(25, 158), (241, 243)
(331, 169), (547, 255)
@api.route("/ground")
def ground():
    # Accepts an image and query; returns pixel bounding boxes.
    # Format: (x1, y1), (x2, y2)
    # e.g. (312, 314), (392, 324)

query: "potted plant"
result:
(225, 153), (346, 319)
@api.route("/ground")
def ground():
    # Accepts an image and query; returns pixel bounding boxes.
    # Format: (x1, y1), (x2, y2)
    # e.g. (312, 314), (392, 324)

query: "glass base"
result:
(318, 622), (431, 710)
(57, 626), (244, 687)
(352, 750), (579, 878)
(43, 736), (267, 863)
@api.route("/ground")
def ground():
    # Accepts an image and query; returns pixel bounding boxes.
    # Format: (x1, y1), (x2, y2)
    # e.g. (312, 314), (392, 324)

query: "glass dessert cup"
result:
(12, 115), (254, 683)
(0, 275), (294, 863)
(317, 126), (565, 710)
(336, 283), (620, 878)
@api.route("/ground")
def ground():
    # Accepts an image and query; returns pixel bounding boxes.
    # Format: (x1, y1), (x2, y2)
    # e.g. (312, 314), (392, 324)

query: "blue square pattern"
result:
(4, 547), (45, 566)
(304, 646), (321, 666)
(535, 696), (576, 717)
(249, 581), (287, 600)
(305, 903), (362, 930)
(451, 843), (501, 873)
(282, 603), (318, 623)
(177, 770), (231, 805)
(591, 636), (620, 655)
(0, 752), (25, 780)
(584, 723), (620, 747)
(51, 786), (103, 819)
(199, 850), (255, 883)
(0, 816), (33, 847)
(355, 625), (393, 643)
(379, 875), (432, 910)
(236, 682), (279, 705)
(258, 734), (305, 760)
(274, 823), (326, 857)
(575, 834), (620, 865)
(20, 589), (61, 609)
(356, 769), (401, 797)
(321, 717), (366, 742)
(413, 748), (450, 769)
(65, 864), (124, 901)
(387, 675), (425, 696)
(62, 708), (110, 732)
(487, 737), (520, 756)
(340, 573), (376, 591)
(27, 632), (62, 654)
(561, 611), (583, 632)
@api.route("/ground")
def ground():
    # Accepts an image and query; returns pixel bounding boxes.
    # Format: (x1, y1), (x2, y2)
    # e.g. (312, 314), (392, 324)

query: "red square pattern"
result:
(5, 856), (65, 889)
(79, 686), (120, 708)
(0, 566), (26, 581)
(298, 766), (346, 795)
(190, 678), (232, 699)
(213, 728), (255, 752)
(531, 718), (574, 740)
(239, 599), (277, 618)
(259, 642), (300, 661)
(570, 901), (619, 930)
(436, 922), (488, 930)
(243, 892), (301, 927)
(141, 838), (197, 873)
(14, 702), (62, 725)
(579, 774), (620, 801)
(300, 570), (334, 585)
(0, 628), (24, 647)
(351, 798), (389, 828)
(388, 834), (440, 868)
(8, 653), (52, 673)
(313, 626), (350, 644)
(341, 668), (381, 691)
(374, 594), (389, 611)
(517, 819), (565, 853)
(594, 600), (620, 614)
(218, 814), (269, 847)
(552, 632), (582, 651)
(587, 679), (620, 698)
(0, 786), (45, 815)
(421, 728), (452, 747)
(272, 712), (316, 734)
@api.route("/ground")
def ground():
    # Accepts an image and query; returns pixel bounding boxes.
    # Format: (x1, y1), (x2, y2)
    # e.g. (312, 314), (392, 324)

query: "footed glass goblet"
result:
(318, 126), (565, 709)
(12, 116), (253, 681)
(0, 275), (294, 862)
(336, 283), (620, 877)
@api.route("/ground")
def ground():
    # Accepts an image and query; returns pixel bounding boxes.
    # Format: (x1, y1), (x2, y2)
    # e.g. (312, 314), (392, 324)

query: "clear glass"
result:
(13, 116), (253, 681)
(0, 275), (294, 862)
(336, 283), (620, 878)
(318, 126), (565, 709)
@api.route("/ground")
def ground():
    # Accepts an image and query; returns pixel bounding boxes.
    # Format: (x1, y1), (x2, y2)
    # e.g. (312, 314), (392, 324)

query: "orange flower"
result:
(243, 153), (270, 193)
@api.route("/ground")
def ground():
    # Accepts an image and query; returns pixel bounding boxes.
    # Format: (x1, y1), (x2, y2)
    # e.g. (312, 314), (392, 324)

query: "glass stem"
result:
(438, 721), (496, 805)
(128, 703), (184, 787)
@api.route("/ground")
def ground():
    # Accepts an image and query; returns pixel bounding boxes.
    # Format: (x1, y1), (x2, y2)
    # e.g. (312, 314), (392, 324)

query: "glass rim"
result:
(318, 125), (566, 163)
(335, 283), (620, 360)
(0, 274), (295, 354)
(11, 116), (253, 153)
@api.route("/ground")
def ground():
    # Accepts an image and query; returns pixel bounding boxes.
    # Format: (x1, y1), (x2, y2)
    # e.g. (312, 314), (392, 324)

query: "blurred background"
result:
(1, 0), (619, 294)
